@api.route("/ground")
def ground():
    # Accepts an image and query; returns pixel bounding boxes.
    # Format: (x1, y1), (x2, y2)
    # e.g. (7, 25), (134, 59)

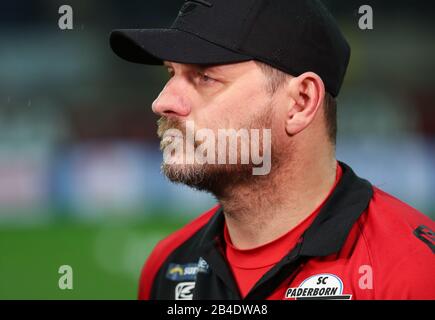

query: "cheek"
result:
(194, 85), (269, 130)
(194, 102), (238, 131)
(228, 96), (272, 129)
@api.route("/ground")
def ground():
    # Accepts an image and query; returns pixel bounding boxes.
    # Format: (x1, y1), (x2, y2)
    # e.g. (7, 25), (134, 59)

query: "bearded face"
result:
(151, 61), (290, 195)
(157, 104), (275, 194)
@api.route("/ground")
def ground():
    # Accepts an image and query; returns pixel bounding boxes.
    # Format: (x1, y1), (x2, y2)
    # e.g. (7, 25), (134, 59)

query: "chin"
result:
(161, 161), (259, 198)
(162, 163), (205, 184)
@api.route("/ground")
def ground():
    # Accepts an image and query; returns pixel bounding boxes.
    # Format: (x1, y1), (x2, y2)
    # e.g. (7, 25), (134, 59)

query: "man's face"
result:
(152, 60), (280, 194)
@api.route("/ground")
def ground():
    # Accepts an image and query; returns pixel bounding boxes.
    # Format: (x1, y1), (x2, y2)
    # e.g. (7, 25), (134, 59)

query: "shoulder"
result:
(367, 186), (434, 235)
(359, 187), (435, 299)
(138, 204), (220, 300)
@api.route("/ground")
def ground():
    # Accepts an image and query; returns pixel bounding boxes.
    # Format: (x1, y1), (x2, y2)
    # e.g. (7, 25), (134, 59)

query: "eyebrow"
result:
(163, 61), (224, 73)
(196, 64), (228, 75)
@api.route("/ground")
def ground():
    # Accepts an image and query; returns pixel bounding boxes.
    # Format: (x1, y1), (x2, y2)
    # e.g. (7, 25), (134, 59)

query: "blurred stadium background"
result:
(0, 0), (434, 299)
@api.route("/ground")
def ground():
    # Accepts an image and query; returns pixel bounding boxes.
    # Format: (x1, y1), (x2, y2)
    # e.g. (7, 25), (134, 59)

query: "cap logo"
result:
(179, 0), (213, 17)
(188, 0), (212, 7)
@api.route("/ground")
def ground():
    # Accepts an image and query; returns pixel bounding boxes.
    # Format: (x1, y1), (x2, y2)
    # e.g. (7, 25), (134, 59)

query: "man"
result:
(110, 0), (435, 300)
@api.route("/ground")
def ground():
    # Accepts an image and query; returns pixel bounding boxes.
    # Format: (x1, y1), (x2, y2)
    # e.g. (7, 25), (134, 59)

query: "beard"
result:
(156, 104), (277, 196)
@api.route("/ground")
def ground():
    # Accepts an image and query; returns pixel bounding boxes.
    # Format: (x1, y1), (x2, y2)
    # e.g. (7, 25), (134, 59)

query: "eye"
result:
(201, 74), (212, 82)
(197, 72), (216, 85)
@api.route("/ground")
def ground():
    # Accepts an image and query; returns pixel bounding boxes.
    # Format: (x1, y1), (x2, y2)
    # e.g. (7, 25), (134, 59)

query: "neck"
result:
(218, 145), (337, 250)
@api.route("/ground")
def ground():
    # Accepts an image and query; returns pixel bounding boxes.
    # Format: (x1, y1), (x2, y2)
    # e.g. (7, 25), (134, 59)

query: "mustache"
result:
(157, 117), (186, 138)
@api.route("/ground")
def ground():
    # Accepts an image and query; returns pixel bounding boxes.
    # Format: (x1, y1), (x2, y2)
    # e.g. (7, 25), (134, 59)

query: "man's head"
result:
(110, 0), (348, 194)
(151, 59), (335, 194)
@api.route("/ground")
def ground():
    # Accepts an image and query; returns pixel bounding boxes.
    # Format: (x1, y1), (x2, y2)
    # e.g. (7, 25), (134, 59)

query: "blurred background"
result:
(0, 0), (434, 299)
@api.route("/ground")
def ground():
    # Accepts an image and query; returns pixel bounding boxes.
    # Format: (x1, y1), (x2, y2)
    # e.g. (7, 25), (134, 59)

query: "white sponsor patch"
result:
(175, 282), (195, 300)
(285, 274), (352, 300)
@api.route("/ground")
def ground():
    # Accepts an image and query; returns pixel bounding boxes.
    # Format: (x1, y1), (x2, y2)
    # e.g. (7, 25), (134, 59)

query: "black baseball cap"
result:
(110, 0), (350, 97)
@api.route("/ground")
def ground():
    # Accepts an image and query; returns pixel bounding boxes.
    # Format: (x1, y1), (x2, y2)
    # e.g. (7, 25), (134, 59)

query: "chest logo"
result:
(285, 273), (352, 300)
(175, 282), (195, 300)
(166, 263), (199, 281)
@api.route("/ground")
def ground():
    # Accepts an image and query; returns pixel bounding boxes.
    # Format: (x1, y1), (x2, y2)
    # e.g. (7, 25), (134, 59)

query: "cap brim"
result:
(110, 28), (253, 65)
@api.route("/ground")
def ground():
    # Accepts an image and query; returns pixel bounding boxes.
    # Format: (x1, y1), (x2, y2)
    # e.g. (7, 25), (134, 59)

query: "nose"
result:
(152, 80), (191, 118)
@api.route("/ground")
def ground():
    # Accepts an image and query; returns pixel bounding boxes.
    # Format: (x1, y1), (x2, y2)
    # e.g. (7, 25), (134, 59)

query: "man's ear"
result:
(285, 72), (325, 136)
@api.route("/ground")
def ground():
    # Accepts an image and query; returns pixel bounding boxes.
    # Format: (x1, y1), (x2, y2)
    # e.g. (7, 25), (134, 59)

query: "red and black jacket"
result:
(138, 162), (435, 300)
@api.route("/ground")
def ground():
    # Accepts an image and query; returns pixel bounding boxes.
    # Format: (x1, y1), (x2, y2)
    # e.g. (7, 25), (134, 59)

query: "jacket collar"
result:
(198, 161), (373, 257)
